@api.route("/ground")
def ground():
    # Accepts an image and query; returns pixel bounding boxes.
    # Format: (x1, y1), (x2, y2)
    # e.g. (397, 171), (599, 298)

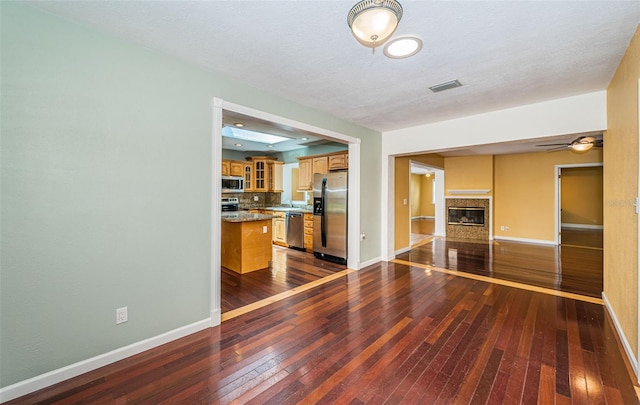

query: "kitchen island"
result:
(221, 212), (276, 274)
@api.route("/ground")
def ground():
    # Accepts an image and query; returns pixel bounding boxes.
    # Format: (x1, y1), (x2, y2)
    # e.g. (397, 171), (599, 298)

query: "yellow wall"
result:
(444, 155), (494, 195)
(420, 175), (435, 216)
(493, 149), (602, 241)
(410, 174), (436, 217)
(605, 25), (640, 359)
(561, 166), (603, 226)
(395, 154), (444, 250)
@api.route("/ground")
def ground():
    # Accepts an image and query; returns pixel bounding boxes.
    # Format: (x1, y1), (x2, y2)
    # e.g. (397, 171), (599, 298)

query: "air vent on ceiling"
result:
(429, 79), (463, 93)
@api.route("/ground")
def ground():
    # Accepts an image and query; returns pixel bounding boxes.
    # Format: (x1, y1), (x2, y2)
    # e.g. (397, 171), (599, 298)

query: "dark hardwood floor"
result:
(397, 236), (603, 298)
(7, 232), (628, 403)
(8, 259), (637, 404)
(222, 246), (346, 312)
(561, 227), (603, 249)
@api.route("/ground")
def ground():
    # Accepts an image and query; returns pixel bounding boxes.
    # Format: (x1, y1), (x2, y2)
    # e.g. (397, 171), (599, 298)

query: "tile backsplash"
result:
(222, 192), (281, 209)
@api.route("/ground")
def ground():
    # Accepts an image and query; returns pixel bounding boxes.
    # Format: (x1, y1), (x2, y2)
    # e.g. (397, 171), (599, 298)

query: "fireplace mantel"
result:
(447, 189), (490, 195)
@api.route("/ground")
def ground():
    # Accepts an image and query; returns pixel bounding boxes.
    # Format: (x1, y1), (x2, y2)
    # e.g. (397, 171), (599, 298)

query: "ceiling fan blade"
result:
(546, 146), (569, 151)
(536, 143), (569, 147)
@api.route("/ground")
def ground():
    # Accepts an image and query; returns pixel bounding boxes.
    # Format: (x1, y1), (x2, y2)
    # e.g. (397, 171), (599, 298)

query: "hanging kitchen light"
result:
(347, 0), (403, 52)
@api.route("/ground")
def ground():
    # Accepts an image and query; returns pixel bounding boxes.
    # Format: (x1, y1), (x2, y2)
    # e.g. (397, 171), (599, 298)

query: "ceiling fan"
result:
(536, 136), (603, 152)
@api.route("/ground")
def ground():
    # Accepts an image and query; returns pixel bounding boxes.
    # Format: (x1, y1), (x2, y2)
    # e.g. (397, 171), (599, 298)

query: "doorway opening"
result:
(211, 98), (361, 326)
(555, 163), (603, 248)
(409, 162), (445, 247)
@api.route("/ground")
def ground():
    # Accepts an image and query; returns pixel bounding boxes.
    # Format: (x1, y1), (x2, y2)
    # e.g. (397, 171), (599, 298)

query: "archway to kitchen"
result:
(211, 98), (361, 326)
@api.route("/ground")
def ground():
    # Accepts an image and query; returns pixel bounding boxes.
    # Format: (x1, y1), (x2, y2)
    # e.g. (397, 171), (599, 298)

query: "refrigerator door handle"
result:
(321, 177), (327, 247)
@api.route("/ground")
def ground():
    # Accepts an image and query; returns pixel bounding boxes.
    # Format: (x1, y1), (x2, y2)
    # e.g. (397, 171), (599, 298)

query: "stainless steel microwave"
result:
(222, 176), (244, 193)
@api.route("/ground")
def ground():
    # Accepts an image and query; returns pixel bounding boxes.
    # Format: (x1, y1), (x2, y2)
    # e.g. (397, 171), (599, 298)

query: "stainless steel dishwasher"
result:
(286, 212), (305, 250)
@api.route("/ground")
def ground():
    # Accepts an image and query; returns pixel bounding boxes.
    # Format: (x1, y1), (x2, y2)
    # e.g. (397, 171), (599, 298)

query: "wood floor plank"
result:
(7, 241), (638, 405)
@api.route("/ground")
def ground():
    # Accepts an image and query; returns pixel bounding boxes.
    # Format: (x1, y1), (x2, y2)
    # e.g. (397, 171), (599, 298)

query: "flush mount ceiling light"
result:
(348, 0), (403, 52)
(383, 36), (422, 59)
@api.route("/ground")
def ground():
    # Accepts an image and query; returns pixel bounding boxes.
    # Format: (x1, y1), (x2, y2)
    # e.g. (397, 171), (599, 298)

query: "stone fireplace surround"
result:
(445, 197), (491, 240)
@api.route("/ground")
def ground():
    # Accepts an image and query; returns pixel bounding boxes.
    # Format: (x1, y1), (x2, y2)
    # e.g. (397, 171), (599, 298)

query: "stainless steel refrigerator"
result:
(313, 172), (347, 264)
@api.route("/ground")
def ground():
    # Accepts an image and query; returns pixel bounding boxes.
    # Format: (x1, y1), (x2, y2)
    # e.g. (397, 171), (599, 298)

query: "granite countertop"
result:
(221, 212), (276, 223)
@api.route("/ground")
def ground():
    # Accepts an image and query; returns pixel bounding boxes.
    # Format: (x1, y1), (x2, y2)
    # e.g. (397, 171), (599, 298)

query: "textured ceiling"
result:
(30, 1), (640, 137)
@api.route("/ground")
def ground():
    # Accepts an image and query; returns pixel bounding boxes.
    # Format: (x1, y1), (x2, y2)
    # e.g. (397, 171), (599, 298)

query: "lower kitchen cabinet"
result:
(272, 211), (287, 246)
(304, 213), (314, 252)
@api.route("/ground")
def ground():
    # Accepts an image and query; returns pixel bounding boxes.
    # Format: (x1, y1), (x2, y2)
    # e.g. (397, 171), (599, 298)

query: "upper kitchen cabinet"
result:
(298, 158), (313, 191)
(328, 153), (348, 171)
(221, 160), (244, 177)
(243, 162), (253, 192)
(252, 157), (268, 191)
(268, 161), (284, 192)
(229, 161), (244, 177)
(312, 157), (328, 175)
(246, 156), (283, 192)
(297, 151), (348, 191)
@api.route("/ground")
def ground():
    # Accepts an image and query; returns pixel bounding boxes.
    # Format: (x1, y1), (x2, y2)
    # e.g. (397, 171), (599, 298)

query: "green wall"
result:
(0, 3), (381, 387)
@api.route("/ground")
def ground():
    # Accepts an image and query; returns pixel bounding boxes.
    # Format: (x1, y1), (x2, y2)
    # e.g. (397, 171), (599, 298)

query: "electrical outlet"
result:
(505, 226), (509, 231)
(403, 198), (407, 205)
(263, 225), (268, 233)
(254, 195), (259, 202)
(116, 307), (128, 324)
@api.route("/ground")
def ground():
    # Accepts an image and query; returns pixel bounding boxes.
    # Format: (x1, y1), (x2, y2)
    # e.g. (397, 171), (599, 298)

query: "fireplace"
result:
(445, 198), (490, 240)
(448, 207), (485, 226)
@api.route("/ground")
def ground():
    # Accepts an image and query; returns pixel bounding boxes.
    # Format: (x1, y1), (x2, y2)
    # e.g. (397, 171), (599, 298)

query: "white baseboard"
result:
(359, 256), (381, 269)
(210, 309), (221, 327)
(493, 236), (557, 246)
(0, 318), (211, 403)
(602, 292), (639, 383)
(561, 223), (604, 230)
(394, 247), (412, 256)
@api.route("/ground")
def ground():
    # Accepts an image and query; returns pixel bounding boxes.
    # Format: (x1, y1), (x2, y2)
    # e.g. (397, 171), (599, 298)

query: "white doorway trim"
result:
(554, 162), (603, 245)
(211, 98), (361, 326)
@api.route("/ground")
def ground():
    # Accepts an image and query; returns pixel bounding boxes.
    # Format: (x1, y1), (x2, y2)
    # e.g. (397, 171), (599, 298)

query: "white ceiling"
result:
(30, 1), (639, 154)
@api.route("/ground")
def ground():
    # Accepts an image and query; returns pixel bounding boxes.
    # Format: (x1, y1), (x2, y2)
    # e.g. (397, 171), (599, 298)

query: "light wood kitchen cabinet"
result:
(297, 151), (348, 192)
(328, 153), (348, 171)
(298, 158), (313, 191)
(252, 158), (268, 191)
(268, 161), (284, 192)
(245, 156), (284, 192)
(243, 162), (253, 191)
(272, 211), (287, 246)
(304, 213), (314, 251)
(230, 161), (244, 177)
(312, 157), (328, 175)
(222, 159), (246, 177)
